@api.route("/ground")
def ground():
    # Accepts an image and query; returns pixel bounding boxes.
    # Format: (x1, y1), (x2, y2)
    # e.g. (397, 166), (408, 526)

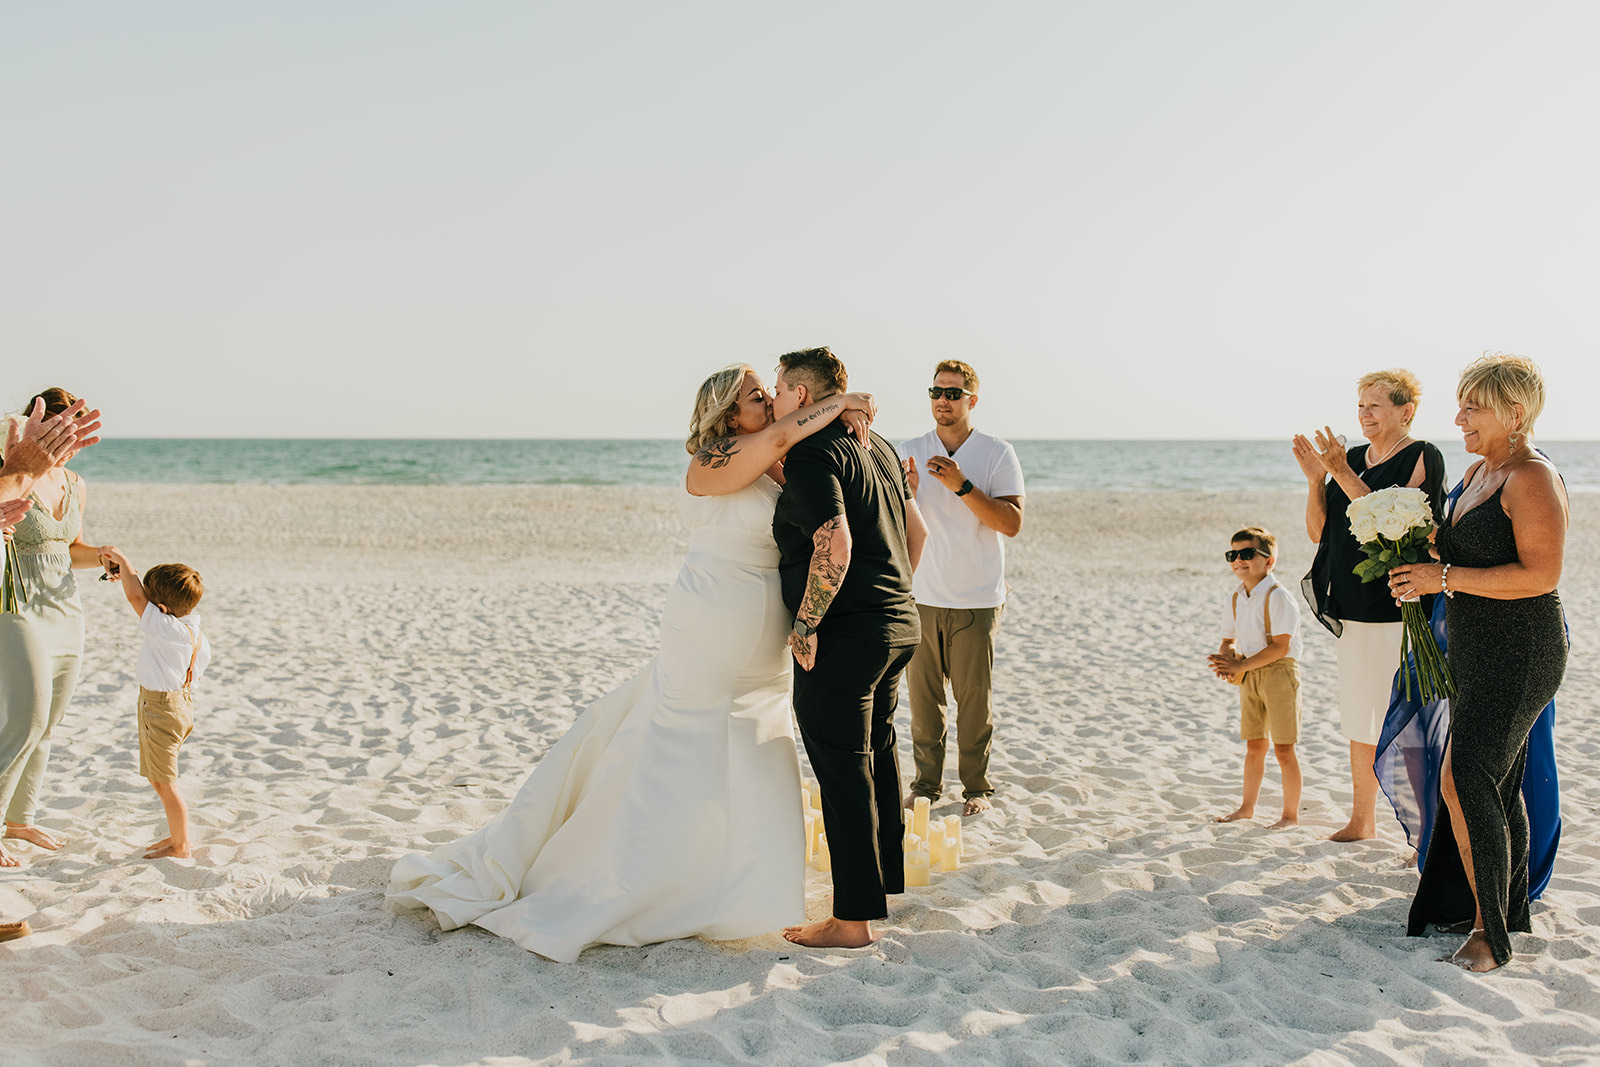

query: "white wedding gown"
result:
(387, 475), (805, 962)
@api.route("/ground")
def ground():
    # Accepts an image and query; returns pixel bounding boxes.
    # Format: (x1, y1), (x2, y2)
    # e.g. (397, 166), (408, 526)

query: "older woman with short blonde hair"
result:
(1388, 354), (1567, 972)
(1294, 369), (1448, 842)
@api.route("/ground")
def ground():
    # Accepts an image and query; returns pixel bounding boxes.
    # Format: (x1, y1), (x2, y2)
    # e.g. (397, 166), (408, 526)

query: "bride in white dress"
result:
(387, 365), (875, 962)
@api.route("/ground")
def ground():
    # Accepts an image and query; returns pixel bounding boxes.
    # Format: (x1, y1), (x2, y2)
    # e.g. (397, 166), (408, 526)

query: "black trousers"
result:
(792, 635), (917, 921)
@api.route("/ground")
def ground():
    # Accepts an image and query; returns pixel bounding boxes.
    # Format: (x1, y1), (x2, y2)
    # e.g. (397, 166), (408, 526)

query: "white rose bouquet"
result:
(1346, 486), (1453, 702)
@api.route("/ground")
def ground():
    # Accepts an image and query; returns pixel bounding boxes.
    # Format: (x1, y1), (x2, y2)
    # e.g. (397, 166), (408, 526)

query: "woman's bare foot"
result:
(147, 836), (172, 851)
(3, 825), (62, 851)
(962, 796), (992, 816)
(1327, 820), (1376, 842)
(782, 917), (876, 948)
(1214, 807), (1253, 823)
(1438, 930), (1501, 973)
(1268, 815), (1299, 830)
(0, 846), (19, 868)
(144, 842), (192, 859)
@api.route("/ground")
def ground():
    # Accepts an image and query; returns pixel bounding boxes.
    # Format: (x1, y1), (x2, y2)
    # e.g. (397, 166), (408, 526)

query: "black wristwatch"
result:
(792, 617), (818, 638)
(954, 479), (974, 497)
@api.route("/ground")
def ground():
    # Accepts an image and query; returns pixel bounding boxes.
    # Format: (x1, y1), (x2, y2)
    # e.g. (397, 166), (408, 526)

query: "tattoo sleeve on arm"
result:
(801, 515), (849, 622)
(693, 438), (740, 469)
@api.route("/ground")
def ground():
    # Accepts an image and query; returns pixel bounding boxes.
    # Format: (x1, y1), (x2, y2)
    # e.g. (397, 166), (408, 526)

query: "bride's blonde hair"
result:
(685, 364), (755, 455)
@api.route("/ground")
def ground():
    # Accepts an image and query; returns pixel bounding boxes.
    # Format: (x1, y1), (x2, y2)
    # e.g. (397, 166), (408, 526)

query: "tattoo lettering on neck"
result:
(694, 438), (739, 469)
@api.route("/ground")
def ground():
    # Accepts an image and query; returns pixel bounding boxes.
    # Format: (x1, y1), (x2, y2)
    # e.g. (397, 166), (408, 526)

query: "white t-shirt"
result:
(1219, 574), (1303, 661)
(898, 428), (1026, 609)
(136, 602), (211, 692)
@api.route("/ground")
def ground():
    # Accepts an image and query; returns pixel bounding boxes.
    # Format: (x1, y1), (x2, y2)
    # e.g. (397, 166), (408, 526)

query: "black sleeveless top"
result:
(1302, 439), (1447, 636)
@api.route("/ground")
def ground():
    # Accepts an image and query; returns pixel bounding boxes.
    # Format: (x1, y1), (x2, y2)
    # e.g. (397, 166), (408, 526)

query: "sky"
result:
(4, 3), (1596, 442)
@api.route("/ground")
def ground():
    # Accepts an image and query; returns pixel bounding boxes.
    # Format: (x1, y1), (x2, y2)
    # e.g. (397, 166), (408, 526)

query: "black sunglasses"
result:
(928, 387), (975, 400)
(1224, 547), (1266, 562)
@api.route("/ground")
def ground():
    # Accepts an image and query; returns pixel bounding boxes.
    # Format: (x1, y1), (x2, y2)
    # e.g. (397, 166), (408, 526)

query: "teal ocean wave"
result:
(65, 438), (1600, 493)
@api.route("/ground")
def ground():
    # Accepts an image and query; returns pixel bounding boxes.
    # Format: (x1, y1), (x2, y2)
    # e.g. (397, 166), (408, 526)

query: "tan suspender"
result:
(1231, 584), (1277, 641)
(182, 625), (201, 696)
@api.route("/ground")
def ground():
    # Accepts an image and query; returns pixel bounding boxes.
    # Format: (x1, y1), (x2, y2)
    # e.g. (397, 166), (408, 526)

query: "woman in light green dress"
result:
(0, 388), (116, 867)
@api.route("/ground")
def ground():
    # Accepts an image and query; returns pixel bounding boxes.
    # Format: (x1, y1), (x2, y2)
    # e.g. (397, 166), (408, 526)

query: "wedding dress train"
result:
(388, 477), (805, 962)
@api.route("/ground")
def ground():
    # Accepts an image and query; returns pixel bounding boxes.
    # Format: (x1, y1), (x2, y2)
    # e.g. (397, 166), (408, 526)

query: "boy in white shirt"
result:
(1208, 527), (1303, 829)
(101, 548), (210, 859)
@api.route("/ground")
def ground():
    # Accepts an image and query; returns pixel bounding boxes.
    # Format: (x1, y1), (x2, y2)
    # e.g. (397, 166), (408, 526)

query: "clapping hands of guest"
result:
(1291, 426), (1350, 482)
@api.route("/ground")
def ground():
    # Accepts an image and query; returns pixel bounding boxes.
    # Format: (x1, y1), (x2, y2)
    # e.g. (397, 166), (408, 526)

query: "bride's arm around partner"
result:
(685, 366), (876, 497)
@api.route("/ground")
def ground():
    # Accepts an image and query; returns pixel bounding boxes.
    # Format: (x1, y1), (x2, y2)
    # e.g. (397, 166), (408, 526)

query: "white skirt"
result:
(1337, 620), (1403, 745)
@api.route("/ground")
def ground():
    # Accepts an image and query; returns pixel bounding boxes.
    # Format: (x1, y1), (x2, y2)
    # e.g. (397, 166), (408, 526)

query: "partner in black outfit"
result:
(769, 347), (927, 949)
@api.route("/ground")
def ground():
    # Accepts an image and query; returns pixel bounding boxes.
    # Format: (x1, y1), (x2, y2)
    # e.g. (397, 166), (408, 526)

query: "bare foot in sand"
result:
(4, 824), (63, 851)
(1439, 930), (1500, 973)
(1214, 807), (1253, 823)
(782, 917), (876, 948)
(0, 846), (19, 868)
(144, 842), (192, 859)
(147, 836), (172, 851)
(1268, 816), (1299, 830)
(963, 796), (992, 816)
(1327, 821), (1376, 842)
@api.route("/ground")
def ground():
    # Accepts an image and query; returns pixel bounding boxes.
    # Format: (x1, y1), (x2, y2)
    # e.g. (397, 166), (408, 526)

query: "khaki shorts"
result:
(138, 686), (195, 783)
(1239, 658), (1301, 744)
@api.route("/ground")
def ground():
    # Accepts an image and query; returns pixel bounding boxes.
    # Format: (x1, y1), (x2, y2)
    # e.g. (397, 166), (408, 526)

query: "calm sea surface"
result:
(68, 438), (1600, 493)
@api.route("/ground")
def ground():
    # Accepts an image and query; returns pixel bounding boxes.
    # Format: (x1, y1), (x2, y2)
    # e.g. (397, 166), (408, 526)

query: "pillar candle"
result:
(939, 836), (960, 871)
(902, 832), (922, 856)
(815, 832), (831, 872)
(912, 796), (931, 842)
(943, 815), (962, 857)
(801, 786), (812, 813)
(803, 814), (815, 863)
(905, 849), (931, 887)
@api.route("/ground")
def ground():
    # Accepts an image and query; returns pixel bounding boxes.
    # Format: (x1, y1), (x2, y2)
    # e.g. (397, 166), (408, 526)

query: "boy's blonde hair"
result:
(144, 564), (204, 617)
(1458, 352), (1545, 437)
(1231, 527), (1276, 557)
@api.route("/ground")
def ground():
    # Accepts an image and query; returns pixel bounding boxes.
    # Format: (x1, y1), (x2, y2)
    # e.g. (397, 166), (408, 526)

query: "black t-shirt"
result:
(1302, 439), (1448, 634)
(773, 423), (920, 647)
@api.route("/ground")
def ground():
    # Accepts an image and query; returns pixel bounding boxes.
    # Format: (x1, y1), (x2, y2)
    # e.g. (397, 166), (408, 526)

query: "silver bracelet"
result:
(1440, 563), (1454, 599)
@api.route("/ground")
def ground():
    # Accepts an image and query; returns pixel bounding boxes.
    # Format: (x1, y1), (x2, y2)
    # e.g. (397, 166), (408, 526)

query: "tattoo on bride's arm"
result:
(694, 439), (739, 469)
(802, 516), (849, 619)
(794, 399), (841, 429)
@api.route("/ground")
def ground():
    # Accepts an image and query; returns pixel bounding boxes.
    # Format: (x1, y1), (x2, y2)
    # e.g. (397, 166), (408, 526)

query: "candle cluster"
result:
(801, 783), (963, 884)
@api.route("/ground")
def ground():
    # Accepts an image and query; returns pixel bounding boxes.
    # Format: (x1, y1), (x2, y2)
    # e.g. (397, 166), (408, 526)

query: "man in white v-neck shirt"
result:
(898, 361), (1025, 816)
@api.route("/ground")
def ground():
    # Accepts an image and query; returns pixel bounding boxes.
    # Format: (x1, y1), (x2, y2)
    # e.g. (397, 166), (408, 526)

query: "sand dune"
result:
(3, 486), (1595, 1065)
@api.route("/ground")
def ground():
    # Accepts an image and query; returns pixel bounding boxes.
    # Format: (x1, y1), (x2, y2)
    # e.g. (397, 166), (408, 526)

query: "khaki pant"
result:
(1239, 658), (1301, 744)
(907, 604), (1002, 800)
(138, 687), (194, 784)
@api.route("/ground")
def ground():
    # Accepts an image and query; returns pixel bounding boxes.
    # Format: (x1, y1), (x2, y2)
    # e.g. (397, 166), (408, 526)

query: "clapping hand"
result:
(1291, 426), (1349, 482)
(924, 454), (967, 493)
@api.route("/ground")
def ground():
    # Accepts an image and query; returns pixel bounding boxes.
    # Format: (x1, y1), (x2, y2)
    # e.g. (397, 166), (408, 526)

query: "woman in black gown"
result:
(1387, 354), (1568, 972)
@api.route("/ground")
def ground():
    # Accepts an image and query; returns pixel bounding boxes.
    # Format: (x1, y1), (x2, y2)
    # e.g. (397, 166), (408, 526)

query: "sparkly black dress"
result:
(1405, 481), (1567, 965)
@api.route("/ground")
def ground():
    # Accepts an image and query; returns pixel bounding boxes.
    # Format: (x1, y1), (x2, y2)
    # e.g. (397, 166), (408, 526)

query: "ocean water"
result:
(65, 438), (1600, 493)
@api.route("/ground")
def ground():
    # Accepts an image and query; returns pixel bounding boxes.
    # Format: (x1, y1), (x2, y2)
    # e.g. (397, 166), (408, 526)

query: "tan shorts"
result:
(1239, 658), (1301, 744)
(138, 686), (195, 783)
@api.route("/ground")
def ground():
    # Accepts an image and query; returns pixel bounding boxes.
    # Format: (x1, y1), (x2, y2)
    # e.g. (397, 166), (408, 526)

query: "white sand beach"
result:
(3, 485), (1596, 1066)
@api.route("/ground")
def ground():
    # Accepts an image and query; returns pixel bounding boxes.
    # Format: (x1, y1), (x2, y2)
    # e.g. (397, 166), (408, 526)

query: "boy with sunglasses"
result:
(1209, 527), (1303, 829)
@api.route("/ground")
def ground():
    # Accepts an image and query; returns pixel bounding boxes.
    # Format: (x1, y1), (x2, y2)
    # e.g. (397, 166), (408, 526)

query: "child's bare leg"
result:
(145, 781), (191, 858)
(1217, 739), (1268, 822)
(1269, 743), (1301, 829)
